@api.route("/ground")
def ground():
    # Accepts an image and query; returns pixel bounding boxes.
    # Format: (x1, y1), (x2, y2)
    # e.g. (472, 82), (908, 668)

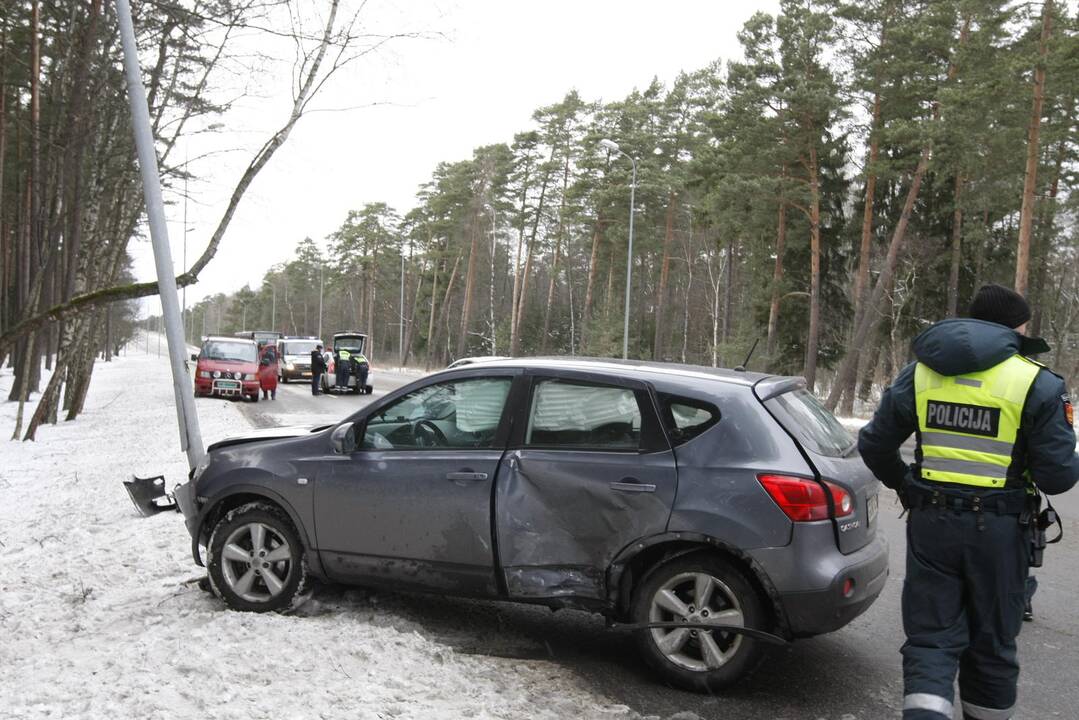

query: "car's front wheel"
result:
(631, 553), (767, 692)
(207, 503), (309, 613)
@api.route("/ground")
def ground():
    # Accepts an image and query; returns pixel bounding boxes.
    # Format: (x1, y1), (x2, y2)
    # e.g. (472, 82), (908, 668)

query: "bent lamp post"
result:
(118, 0), (205, 511)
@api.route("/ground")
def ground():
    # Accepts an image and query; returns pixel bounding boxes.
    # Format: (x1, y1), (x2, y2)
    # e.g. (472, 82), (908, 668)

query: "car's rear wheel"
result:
(207, 503), (309, 613)
(631, 553), (766, 692)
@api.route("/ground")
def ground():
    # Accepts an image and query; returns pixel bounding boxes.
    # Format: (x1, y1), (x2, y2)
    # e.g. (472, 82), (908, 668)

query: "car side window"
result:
(659, 393), (720, 446)
(362, 377), (511, 450)
(525, 379), (642, 450)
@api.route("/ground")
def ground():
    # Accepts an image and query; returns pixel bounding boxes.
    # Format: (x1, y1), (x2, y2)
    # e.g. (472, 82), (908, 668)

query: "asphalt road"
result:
(231, 379), (1079, 719)
(233, 368), (422, 428)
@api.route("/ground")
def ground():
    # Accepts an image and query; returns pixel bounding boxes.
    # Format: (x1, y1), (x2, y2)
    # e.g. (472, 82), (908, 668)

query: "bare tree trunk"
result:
(1029, 139), (1066, 337)
(825, 147), (930, 411)
(804, 146), (821, 391)
(653, 191), (677, 360)
(402, 261), (425, 367)
(580, 219), (603, 349)
(766, 195), (787, 367)
(512, 162), (553, 356)
(540, 154), (571, 353)
(1015, 0), (1053, 296)
(946, 173), (964, 317)
(457, 221), (479, 359)
(722, 235), (734, 353)
(838, 93), (881, 414)
(425, 252), (442, 369)
(0, 23), (7, 349)
(434, 254), (461, 365)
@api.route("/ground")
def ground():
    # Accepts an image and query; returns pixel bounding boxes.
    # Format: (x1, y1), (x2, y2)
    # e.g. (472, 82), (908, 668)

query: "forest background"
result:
(2, 0), (1078, 440)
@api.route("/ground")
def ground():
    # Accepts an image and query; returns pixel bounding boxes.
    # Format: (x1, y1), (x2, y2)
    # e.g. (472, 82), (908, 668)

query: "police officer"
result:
(310, 344), (327, 396)
(336, 346), (351, 388)
(858, 284), (1078, 720)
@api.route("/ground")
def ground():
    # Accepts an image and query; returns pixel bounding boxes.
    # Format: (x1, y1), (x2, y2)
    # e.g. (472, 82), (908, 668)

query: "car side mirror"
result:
(331, 422), (357, 455)
(190, 353), (199, 362)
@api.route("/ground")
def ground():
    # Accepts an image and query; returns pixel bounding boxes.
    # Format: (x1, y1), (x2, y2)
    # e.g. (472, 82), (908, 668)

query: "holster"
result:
(1020, 493), (1050, 568)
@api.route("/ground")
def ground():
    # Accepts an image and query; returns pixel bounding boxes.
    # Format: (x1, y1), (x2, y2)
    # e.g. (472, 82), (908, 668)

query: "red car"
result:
(191, 336), (261, 401)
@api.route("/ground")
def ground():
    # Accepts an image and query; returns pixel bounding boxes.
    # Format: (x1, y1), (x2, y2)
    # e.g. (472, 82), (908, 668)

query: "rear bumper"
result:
(749, 525), (889, 637)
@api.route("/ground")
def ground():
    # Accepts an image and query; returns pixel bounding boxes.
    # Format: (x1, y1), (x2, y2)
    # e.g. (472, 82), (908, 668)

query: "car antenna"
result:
(734, 338), (760, 372)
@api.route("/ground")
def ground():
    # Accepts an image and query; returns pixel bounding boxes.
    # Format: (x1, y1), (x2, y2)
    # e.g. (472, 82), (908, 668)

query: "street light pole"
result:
(117, 0), (204, 468)
(599, 139), (638, 360)
(399, 250), (406, 365)
(182, 152), (188, 344)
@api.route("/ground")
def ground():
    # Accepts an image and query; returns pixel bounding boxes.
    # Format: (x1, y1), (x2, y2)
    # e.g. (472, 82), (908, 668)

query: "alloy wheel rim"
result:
(648, 571), (745, 672)
(220, 522), (292, 602)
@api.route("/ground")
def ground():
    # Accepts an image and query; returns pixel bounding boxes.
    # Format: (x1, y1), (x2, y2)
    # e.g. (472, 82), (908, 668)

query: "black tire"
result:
(207, 502), (310, 613)
(630, 552), (767, 692)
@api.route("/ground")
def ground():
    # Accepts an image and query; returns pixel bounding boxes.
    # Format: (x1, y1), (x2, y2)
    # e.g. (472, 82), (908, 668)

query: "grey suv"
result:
(174, 358), (888, 691)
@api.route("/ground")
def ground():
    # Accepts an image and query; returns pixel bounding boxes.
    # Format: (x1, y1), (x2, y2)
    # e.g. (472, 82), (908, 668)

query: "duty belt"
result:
(906, 483), (1026, 517)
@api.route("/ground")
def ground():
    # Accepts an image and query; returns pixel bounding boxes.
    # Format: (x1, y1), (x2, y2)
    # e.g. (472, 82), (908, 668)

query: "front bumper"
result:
(173, 479), (206, 566)
(281, 363), (312, 380)
(194, 378), (259, 397)
(749, 525), (889, 637)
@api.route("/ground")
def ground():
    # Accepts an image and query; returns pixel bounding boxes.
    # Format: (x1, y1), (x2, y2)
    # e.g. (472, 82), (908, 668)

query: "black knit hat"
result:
(968, 284), (1030, 329)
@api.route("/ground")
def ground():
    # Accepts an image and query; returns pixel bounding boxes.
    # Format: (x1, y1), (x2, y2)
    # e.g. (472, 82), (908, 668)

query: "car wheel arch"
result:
(196, 487), (313, 562)
(608, 532), (789, 638)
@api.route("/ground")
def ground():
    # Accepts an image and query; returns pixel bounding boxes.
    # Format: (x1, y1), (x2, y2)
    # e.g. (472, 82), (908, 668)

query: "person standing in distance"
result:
(858, 284), (1077, 720)
(311, 343), (327, 396)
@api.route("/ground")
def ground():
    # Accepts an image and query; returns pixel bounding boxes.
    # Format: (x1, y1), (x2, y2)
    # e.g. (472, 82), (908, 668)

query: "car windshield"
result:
(282, 341), (320, 355)
(768, 388), (854, 457)
(202, 341), (256, 363)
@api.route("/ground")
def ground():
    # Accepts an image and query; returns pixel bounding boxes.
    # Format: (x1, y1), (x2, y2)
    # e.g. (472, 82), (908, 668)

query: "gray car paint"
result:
(315, 448), (503, 595)
(177, 357), (889, 638)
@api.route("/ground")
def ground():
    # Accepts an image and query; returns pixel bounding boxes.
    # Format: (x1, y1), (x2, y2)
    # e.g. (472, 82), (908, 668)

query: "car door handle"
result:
(610, 481), (656, 493)
(446, 471), (488, 481)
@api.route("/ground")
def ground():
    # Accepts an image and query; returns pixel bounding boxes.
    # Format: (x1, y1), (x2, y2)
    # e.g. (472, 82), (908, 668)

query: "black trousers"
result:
(311, 371), (321, 395)
(902, 507), (1028, 719)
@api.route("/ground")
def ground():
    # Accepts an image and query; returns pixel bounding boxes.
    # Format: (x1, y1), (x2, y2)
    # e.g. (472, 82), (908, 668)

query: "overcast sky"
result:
(135, 0), (780, 315)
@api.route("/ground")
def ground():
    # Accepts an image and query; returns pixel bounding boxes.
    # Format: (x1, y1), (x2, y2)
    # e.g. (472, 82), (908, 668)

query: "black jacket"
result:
(858, 318), (1078, 497)
(310, 349), (327, 373)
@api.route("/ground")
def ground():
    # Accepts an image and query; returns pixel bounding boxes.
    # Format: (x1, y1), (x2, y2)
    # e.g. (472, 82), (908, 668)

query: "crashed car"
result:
(322, 331), (372, 394)
(191, 336), (261, 401)
(173, 358), (887, 691)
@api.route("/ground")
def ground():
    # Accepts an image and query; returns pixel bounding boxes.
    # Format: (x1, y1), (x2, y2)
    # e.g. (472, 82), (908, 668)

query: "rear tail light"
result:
(756, 474), (854, 521)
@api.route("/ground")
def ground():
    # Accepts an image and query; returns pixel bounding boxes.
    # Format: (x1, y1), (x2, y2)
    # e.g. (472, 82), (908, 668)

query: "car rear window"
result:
(658, 394), (720, 446)
(766, 388), (854, 457)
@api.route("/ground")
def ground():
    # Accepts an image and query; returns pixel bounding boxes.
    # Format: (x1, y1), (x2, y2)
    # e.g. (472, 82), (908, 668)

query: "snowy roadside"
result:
(0, 346), (642, 720)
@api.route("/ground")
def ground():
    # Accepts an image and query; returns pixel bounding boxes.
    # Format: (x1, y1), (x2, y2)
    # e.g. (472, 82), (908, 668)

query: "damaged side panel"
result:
(495, 448), (677, 601)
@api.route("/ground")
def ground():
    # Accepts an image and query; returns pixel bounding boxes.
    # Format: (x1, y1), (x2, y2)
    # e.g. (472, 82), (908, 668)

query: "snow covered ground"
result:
(0, 344), (644, 720)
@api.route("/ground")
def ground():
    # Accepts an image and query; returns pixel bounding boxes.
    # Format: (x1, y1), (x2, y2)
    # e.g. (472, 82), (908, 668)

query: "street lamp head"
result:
(598, 138), (620, 153)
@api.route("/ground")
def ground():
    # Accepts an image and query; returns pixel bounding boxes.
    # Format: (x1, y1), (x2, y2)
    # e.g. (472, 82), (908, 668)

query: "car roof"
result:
(203, 335), (256, 345)
(452, 356), (776, 388)
(334, 332), (367, 338)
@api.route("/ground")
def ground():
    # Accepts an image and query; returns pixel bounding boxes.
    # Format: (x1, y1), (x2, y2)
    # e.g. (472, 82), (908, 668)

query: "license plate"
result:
(216, 381), (239, 389)
(867, 494), (878, 527)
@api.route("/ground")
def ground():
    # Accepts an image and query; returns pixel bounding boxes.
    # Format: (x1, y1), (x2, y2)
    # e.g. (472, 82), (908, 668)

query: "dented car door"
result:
(495, 371), (677, 602)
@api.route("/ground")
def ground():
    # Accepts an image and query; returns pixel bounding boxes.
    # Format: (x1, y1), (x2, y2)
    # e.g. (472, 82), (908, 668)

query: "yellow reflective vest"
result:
(914, 354), (1042, 488)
